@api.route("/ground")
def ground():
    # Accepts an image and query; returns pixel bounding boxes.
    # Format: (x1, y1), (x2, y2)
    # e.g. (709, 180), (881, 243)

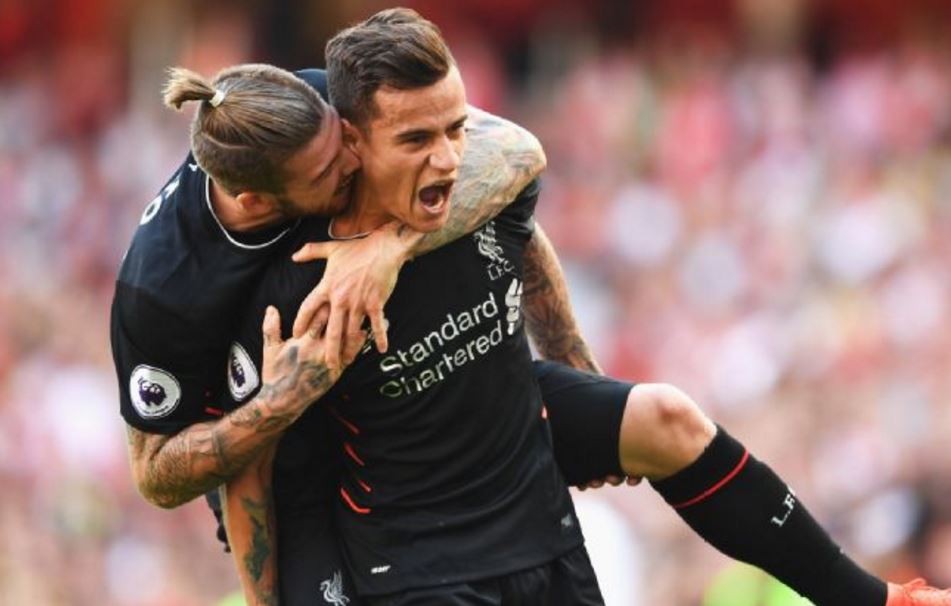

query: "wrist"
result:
(380, 221), (423, 263)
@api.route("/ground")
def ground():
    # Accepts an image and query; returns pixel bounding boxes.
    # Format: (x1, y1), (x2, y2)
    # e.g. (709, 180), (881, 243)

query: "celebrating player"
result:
(217, 9), (951, 606)
(112, 59), (547, 518)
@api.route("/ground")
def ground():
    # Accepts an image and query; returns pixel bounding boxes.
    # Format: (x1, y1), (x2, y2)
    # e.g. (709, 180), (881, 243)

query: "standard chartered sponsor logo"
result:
(379, 290), (507, 398)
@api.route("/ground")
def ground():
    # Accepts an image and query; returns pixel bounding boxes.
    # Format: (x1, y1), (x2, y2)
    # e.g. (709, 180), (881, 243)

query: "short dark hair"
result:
(325, 8), (454, 128)
(163, 63), (326, 195)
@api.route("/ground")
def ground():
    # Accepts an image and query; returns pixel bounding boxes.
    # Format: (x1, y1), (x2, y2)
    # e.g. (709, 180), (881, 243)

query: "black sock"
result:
(650, 426), (887, 606)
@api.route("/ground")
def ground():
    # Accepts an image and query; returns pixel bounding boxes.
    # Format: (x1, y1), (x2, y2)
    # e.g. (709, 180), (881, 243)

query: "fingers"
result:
(323, 306), (347, 371)
(346, 304), (366, 343)
(310, 305), (331, 338)
(293, 285), (329, 338)
(627, 476), (643, 486)
(340, 329), (367, 368)
(261, 306), (282, 349)
(368, 307), (388, 353)
(292, 241), (336, 263)
(604, 475), (624, 487)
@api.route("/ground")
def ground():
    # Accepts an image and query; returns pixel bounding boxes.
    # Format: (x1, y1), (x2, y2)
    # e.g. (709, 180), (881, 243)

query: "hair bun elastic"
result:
(209, 89), (226, 107)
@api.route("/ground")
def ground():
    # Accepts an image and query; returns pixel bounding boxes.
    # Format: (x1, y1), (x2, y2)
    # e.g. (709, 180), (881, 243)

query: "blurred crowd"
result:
(1, 0), (950, 604)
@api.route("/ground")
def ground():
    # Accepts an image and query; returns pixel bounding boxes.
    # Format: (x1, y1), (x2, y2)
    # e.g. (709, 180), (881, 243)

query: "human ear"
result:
(341, 119), (362, 155)
(235, 191), (278, 215)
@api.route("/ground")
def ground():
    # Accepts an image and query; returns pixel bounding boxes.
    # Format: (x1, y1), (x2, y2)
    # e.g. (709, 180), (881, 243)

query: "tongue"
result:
(419, 186), (441, 205)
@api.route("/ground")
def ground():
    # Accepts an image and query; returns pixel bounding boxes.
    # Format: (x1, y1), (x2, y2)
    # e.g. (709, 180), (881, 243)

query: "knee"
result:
(628, 383), (715, 439)
(618, 383), (716, 479)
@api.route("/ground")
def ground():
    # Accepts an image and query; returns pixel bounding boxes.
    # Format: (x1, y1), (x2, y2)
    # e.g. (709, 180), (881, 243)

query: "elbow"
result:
(131, 467), (186, 510)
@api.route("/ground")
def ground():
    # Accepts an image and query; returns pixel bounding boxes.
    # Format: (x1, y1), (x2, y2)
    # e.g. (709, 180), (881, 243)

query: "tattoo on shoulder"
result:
(416, 109), (543, 253)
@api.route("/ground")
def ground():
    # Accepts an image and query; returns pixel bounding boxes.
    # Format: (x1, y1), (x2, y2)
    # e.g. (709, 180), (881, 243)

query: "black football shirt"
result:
(110, 70), (327, 435)
(227, 181), (585, 596)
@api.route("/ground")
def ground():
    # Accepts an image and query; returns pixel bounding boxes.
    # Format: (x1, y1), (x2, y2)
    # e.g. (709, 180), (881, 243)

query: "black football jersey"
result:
(110, 153), (300, 433)
(110, 70), (328, 435)
(227, 181), (584, 596)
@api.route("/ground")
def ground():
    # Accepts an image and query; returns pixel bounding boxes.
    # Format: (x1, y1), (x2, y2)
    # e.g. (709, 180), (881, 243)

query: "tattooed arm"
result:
(126, 306), (343, 509)
(221, 447), (279, 606)
(291, 105), (547, 366)
(522, 223), (602, 374)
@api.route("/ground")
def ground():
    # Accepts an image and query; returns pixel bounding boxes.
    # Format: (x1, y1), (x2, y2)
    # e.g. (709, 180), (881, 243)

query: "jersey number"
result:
(140, 178), (181, 225)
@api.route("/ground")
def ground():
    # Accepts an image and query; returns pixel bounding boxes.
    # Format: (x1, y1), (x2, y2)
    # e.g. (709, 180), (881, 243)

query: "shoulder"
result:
(295, 68), (329, 100)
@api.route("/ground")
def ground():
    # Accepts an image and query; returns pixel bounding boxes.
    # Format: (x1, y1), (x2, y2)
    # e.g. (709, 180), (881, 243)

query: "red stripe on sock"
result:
(671, 449), (750, 510)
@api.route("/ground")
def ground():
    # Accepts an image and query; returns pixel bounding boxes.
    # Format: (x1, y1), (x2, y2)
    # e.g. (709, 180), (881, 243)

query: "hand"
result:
(576, 474), (642, 491)
(291, 222), (411, 370)
(261, 306), (364, 402)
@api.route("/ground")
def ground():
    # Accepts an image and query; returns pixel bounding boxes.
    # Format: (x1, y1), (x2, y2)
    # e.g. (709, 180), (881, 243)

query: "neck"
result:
(330, 179), (391, 238)
(209, 179), (285, 232)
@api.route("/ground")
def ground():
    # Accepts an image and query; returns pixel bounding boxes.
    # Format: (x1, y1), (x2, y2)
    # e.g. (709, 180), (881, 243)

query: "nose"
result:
(430, 136), (461, 172)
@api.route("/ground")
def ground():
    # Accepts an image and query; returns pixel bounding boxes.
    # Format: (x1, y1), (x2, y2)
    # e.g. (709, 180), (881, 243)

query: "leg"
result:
(538, 361), (949, 606)
(615, 383), (715, 480)
(620, 383), (942, 606)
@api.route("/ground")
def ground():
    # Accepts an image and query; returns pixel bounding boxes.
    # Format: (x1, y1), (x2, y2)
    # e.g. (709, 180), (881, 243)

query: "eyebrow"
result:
(395, 114), (469, 143)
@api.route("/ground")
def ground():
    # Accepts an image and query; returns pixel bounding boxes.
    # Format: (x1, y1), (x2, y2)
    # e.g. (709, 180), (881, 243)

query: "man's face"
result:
(278, 105), (360, 217)
(350, 65), (467, 233)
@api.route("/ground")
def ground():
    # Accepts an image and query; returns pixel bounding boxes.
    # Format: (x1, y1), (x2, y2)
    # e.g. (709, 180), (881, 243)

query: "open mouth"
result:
(417, 180), (454, 215)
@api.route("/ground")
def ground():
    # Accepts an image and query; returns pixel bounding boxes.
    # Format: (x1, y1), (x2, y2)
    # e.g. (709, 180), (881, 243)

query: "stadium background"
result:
(1, 0), (950, 603)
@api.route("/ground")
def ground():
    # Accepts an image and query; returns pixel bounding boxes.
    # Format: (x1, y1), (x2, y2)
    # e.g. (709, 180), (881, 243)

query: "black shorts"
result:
(534, 360), (632, 486)
(272, 406), (360, 606)
(278, 506), (361, 606)
(363, 547), (603, 606)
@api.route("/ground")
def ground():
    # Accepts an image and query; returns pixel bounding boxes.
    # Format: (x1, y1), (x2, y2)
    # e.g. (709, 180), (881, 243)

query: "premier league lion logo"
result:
(230, 353), (246, 388)
(130, 365), (181, 419)
(137, 377), (167, 407)
(228, 342), (259, 402)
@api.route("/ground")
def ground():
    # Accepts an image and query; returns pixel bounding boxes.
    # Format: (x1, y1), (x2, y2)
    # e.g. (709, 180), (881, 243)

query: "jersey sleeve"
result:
(111, 283), (228, 435)
(295, 68), (329, 100)
(496, 177), (540, 239)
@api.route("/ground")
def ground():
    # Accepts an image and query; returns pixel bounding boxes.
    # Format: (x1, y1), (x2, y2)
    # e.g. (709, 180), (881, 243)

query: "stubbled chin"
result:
(330, 191), (351, 213)
(414, 210), (449, 233)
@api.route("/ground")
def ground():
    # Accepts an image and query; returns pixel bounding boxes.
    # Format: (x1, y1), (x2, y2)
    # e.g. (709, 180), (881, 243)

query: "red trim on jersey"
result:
(204, 406), (224, 416)
(328, 405), (360, 435)
(340, 487), (371, 514)
(671, 450), (750, 510)
(344, 442), (365, 466)
(357, 478), (373, 493)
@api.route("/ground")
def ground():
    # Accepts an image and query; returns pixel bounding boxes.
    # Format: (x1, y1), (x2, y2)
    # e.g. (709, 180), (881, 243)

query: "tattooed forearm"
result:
(523, 224), (602, 374)
(222, 450), (279, 606)
(126, 352), (335, 509)
(241, 496), (272, 583)
(411, 105), (546, 254)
